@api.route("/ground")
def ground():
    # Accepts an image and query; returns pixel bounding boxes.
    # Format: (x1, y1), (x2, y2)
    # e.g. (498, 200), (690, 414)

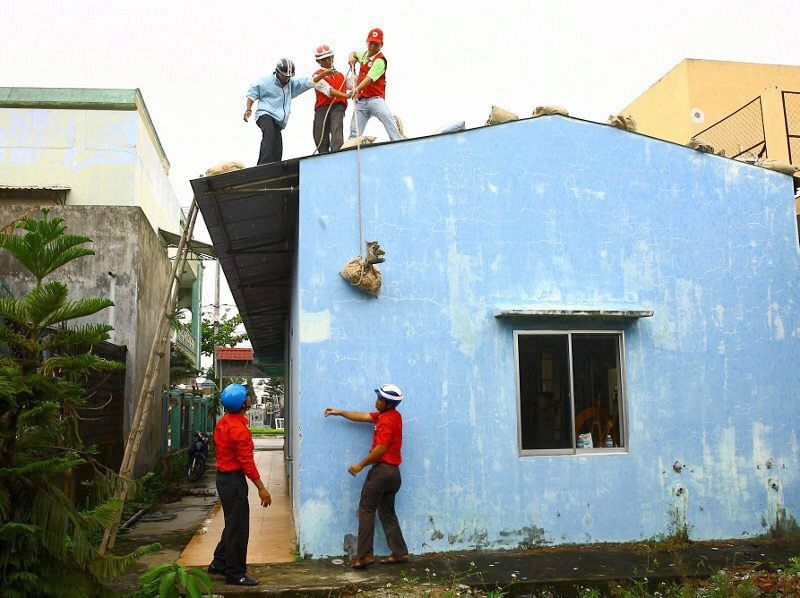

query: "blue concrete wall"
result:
(292, 116), (800, 557)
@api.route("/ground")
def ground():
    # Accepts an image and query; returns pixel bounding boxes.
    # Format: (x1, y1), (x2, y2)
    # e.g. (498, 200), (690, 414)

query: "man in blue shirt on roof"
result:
(244, 58), (335, 165)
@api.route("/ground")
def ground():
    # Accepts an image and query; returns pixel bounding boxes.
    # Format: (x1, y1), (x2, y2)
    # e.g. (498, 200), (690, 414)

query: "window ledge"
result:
(496, 306), (653, 319)
(519, 448), (630, 457)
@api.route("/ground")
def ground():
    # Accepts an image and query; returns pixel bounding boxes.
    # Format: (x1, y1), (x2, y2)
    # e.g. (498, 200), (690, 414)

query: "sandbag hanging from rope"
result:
(340, 256), (382, 297)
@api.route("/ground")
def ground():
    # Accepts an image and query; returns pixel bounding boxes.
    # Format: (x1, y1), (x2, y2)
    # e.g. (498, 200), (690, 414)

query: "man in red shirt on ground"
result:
(208, 384), (272, 586)
(324, 384), (410, 569)
(312, 44), (350, 153)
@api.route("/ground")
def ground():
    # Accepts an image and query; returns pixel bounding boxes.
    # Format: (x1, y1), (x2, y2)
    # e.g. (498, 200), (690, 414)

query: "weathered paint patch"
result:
(299, 309), (331, 343)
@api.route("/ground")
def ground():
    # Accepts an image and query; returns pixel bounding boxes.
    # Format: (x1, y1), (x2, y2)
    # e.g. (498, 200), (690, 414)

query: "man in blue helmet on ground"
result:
(324, 384), (410, 569)
(208, 384), (271, 586)
(244, 58), (336, 165)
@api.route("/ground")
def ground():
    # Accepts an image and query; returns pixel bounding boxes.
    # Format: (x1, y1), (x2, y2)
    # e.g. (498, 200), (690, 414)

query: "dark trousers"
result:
(211, 471), (249, 578)
(357, 463), (408, 559)
(257, 115), (283, 165)
(313, 104), (345, 153)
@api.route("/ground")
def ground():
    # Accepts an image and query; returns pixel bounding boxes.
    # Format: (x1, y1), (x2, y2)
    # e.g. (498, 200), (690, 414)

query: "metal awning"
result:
(190, 160), (300, 376)
(0, 185), (70, 205)
(158, 228), (216, 259)
(495, 307), (654, 319)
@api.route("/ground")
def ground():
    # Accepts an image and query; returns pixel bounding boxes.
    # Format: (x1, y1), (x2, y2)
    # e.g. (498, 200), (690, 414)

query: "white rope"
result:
(312, 65), (352, 156)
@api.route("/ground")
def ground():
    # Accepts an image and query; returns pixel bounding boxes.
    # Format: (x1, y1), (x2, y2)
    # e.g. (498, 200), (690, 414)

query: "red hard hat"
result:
(366, 28), (384, 44)
(314, 44), (334, 60)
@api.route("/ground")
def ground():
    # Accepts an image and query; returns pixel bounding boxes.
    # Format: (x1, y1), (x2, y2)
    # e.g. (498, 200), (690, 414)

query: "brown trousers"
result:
(313, 104), (345, 154)
(357, 463), (408, 559)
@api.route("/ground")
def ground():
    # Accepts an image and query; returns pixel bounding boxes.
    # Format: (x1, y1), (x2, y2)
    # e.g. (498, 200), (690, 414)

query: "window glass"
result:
(571, 334), (623, 449)
(518, 334), (571, 450)
(517, 332), (625, 454)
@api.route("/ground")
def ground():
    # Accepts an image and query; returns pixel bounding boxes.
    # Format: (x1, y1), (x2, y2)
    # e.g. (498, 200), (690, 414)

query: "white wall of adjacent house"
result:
(0, 106), (182, 235)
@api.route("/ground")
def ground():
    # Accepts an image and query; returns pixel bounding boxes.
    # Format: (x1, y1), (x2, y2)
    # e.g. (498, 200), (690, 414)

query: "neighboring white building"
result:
(0, 87), (207, 475)
(0, 87), (182, 234)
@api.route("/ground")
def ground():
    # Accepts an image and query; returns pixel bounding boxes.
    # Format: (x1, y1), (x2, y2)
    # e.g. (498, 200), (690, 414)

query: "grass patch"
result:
(250, 427), (284, 435)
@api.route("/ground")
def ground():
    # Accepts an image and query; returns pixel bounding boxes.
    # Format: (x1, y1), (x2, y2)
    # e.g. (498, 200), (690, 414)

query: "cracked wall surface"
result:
(292, 116), (800, 557)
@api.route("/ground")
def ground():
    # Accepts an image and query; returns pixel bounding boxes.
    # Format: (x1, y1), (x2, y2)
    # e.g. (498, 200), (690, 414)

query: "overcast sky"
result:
(3, 0), (800, 342)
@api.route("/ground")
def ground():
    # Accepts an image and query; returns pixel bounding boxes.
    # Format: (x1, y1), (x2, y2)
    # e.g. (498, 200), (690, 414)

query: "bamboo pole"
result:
(99, 199), (199, 554)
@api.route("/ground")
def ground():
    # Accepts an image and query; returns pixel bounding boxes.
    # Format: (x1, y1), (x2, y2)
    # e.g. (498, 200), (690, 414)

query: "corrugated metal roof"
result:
(158, 228), (216, 259)
(0, 185), (71, 191)
(192, 160), (299, 377)
(216, 347), (254, 361)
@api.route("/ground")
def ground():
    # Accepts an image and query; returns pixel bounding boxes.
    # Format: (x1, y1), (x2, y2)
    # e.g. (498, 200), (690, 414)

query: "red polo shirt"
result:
(214, 413), (260, 481)
(370, 409), (402, 465)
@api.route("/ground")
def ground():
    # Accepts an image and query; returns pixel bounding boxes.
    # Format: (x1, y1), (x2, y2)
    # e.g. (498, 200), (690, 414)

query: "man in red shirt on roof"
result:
(346, 27), (403, 142)
(324, 383), (410, 569)
(312, 44), (350, 153)
(208, 384), (272, 587)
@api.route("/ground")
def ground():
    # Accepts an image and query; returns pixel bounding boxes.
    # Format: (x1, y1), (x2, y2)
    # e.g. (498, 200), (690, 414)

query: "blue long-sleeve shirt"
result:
(246, 74), (314, 129)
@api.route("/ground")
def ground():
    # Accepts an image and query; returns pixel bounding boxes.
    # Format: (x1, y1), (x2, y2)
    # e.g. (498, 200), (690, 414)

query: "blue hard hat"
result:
(221, 384), (248, 411)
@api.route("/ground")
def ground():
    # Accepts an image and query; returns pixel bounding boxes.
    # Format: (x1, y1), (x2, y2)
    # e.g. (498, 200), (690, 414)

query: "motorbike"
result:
(187, 432), (210, 481)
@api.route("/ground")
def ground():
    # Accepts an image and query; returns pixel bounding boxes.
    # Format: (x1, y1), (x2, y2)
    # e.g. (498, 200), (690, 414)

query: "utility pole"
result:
(213, 259), (220, 338)
(213, 259), (220, 389)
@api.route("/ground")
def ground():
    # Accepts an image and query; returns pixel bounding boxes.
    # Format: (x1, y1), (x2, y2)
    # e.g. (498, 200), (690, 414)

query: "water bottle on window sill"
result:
(604, 435), (613, 448)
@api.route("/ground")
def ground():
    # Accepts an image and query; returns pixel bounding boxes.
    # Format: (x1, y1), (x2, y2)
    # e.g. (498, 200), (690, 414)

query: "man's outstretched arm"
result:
(348, 444), (387, 476)
(324, 407), (373, 423)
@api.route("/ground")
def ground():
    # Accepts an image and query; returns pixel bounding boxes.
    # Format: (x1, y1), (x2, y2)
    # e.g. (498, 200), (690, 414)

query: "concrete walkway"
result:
(178, 437), (296, 567)
(209, 538), (800, 596)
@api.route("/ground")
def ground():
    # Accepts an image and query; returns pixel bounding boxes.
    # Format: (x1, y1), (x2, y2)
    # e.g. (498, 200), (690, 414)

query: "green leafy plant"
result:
(785, 555), (800, 575)
(135, 563), (211, 598)
(200, 312), (247, 357)
(0, 210), (159, 596)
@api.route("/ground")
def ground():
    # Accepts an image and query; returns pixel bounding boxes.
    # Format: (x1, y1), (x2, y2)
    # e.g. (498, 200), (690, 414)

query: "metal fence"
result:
(71, 340), (127, 504)
(76, 341), (127, 471)
(782, 91), (800, 166)
(162, 390), (216, 454)
(694, 96), (767, 161)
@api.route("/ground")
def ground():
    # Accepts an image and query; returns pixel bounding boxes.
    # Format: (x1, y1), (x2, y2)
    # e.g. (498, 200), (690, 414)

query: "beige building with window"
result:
(621, 59), (800, 166)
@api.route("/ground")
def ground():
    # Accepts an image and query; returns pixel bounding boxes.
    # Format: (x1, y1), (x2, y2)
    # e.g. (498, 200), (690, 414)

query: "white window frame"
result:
(513, 329), (629, 457)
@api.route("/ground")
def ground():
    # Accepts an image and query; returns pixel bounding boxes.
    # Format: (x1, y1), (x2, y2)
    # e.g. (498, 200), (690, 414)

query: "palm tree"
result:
(0, 209), (158, 596)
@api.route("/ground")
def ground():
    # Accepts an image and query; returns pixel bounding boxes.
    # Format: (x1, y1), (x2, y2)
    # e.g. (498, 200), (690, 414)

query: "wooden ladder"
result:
(100, 198), (200, 554)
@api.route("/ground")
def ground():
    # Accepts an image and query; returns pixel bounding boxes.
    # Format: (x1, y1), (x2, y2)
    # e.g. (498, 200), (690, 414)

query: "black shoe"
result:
(225, 575), (259, 586)
(207, 563), (225, 576)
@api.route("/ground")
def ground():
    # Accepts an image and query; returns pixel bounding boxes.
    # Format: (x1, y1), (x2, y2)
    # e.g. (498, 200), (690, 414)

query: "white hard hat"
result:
(375, 383), (403, 403)
(314, 44), (334, 60)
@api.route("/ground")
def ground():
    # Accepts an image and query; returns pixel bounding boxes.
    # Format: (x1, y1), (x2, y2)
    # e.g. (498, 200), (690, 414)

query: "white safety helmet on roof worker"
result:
(314, 44), (334, 60)
(375, 383), (403, 403)
(275, 58), (296, 77)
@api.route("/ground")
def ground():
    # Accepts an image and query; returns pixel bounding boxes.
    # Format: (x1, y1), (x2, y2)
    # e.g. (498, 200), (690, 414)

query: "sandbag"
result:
(341, 135), (376, 149)
(607, 114), (638, 132)
(686, 138), (716, 154)
(486, 106), (519, 125)
(532, 105), (569, 117)
(435, 121), (466, 134)
(205, 161), (245, 176)
(340, 257), (382, 296)
(755, 159), (799, 176)
(394, 115), (406, 139)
